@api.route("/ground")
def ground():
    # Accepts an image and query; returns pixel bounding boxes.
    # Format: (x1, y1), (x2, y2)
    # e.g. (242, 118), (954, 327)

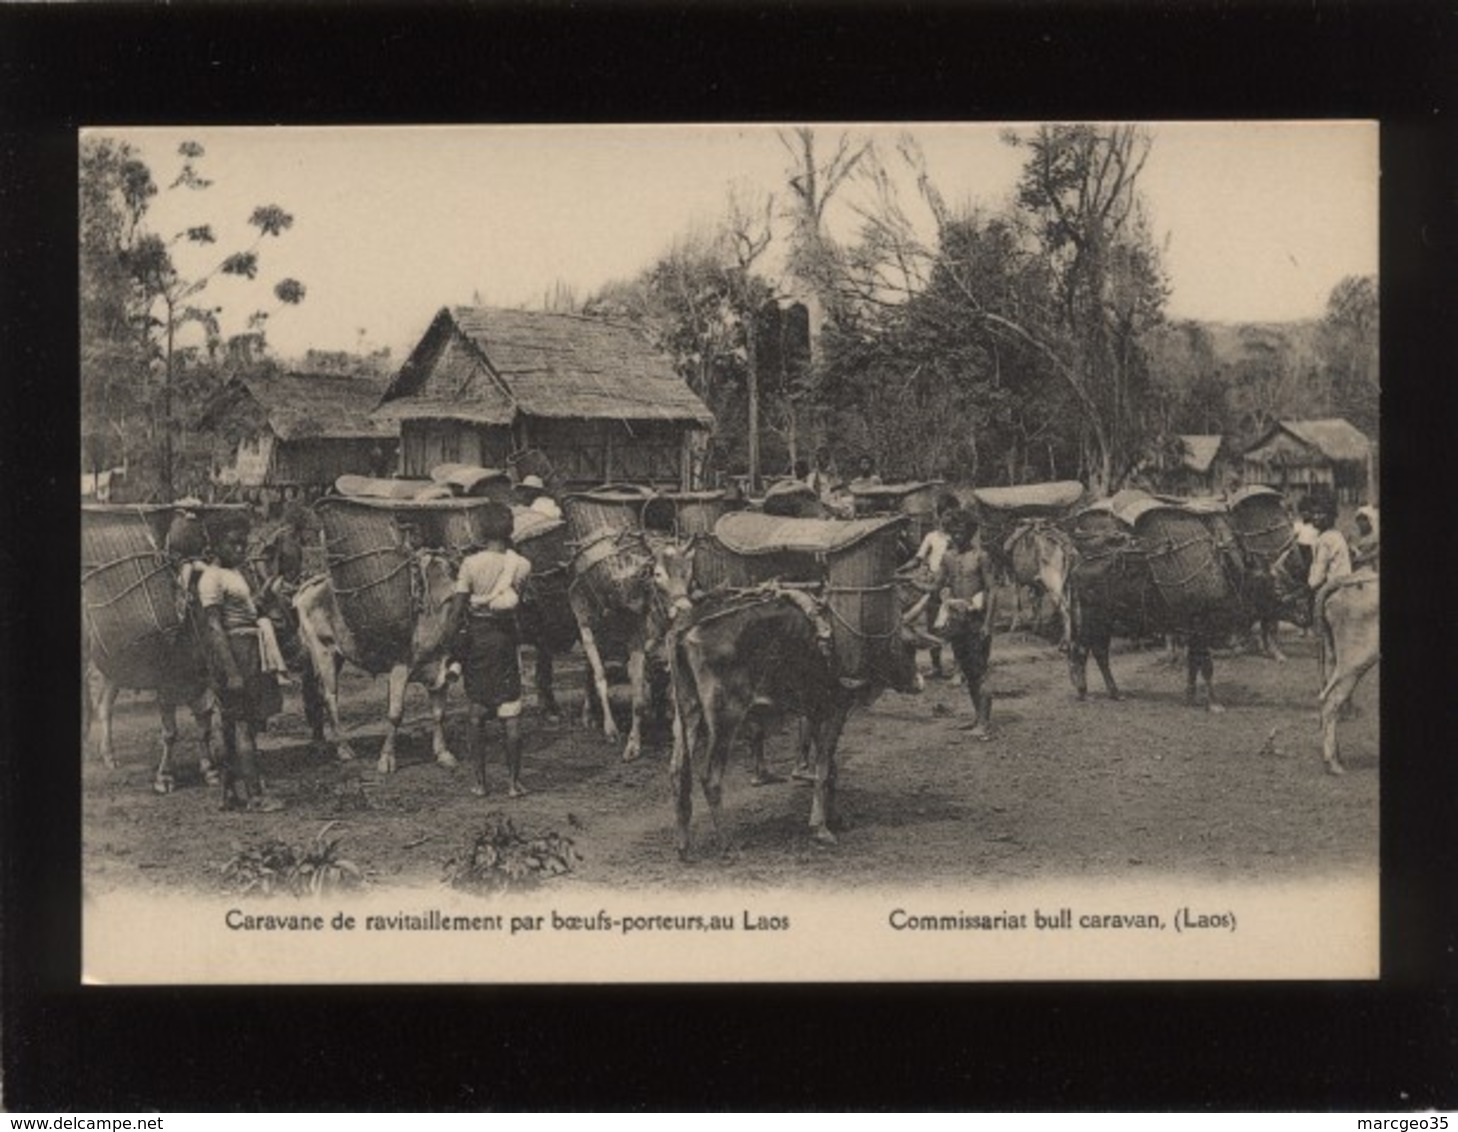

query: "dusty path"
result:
(82, 619), (1379, 899)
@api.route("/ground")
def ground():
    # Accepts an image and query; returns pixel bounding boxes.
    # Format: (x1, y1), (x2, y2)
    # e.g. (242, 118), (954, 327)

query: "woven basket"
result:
(1228, 486), (1294, 565)
(81, 505), (186, 683)
(570, 530), (651, 615)
(1125, 501), (1235, 623)
(562, 486), (653, 545)
(641, 491), (742, 538)
(315, 497), (417, 666)
(708, 512), (908, 684)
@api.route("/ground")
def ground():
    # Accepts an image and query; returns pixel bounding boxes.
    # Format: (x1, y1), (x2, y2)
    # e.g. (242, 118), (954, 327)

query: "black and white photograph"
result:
(78, 122), (1380, 984)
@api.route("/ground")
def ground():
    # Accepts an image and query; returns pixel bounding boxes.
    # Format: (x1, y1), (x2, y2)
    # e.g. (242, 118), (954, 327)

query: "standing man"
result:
(908, 492), (961, 679)
(848, 455), (883, 492)
(1351, 505), (1380, 573)
(447, 502), (534, 798)
(805, 446), (838, 503)
(933, 509), (995, 740)
(199, 513), (286, 812)
(515, 474), (563, 520)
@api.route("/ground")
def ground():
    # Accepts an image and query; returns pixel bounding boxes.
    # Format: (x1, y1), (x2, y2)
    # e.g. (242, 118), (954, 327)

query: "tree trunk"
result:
(746, 322), (761, 494)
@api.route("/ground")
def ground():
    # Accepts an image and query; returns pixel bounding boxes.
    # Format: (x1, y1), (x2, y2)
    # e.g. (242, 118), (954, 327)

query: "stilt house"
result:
(373, 307), (714, 489)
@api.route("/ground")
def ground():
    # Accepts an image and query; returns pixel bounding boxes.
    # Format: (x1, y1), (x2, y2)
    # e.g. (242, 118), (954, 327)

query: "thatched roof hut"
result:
(205, 371), (397, 489)
(1241, 418), (1372, 503)
(375, 306), (714, 488)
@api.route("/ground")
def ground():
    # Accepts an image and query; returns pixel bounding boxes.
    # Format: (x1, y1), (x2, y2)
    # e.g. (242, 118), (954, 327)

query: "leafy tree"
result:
(1318, 274), (1379, 434)
(100, 139), (306, 496)
(1004, 124), (1169, 492)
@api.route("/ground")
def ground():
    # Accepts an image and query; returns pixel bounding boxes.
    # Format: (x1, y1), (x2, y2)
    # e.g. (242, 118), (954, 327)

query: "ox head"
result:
(650, 537), (698, 621)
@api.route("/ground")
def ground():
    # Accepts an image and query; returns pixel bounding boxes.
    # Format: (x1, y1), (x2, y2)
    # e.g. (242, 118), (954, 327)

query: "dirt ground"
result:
(82, 588), (1380, 901)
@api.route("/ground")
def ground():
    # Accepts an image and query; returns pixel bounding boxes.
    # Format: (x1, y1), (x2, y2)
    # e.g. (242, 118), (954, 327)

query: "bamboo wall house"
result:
(205, 371), (398, 492)
(373, 306), (714, 489)
(1240, 418), (1373, 503)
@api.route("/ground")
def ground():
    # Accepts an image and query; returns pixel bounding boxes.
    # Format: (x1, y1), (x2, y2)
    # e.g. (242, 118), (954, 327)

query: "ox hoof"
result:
(507, 782), (529, 799)
(543, 711), (562, 727)
(336, 744), (357, 764)
(1107, 692), (1124, 702)
(750, 771), (786, 787)
(621, 746), (641, 764)
(436, 750), (460, 770)
(152, 775), (175, 796)
(377, 755), (397, 776)
(812, 826), (839, 847)
(1206, 703), (1227, 715)
(1325, 760), (1346, 777)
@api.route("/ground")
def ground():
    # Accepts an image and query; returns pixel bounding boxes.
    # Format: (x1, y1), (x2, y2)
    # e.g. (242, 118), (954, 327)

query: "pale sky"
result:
(91, 122), (1378, 363)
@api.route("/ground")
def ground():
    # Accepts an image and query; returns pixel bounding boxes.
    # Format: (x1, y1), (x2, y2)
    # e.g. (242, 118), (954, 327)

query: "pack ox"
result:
(1065, 497), (1309, 711)
(1316, 573), (1379, 775)
(292, 549), (459, 774)
(84, 507), (220, 794)
(666, 581), (933, 858)
(1002, 519), (1074, 648)
(568, 533), (697, 763)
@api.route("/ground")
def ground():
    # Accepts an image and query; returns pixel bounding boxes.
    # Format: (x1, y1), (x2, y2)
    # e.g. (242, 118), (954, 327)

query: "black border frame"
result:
(3, 1), (1455, 1111)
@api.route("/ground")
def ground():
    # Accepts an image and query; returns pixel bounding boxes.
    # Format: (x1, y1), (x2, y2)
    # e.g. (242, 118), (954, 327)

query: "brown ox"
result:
(569, 534), (697, 763)
(1003, 520), (1074, 648)
(1317, 574), (1379, 775)
(667, 585), (928, 857)
(293, 551), (458, 774)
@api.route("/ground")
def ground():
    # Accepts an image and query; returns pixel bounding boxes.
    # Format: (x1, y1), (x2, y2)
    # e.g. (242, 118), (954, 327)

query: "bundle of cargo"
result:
(429, 463), (514, 502)
(561, 486), (657, 614)
(510, 504), (577, 652)
(82, 504), (188, 681)
(333, 475), (436, 501)
(641, 490), (743, 539)
(849, 481), (945, 546)
(703, 512), (909, 686)
(81, 502), (250, 683)
(1227, 485), (1296, 565)
(756, 479), (825, 519)
(1115, 496), (1245, 627)
(315, 495), (507, 669)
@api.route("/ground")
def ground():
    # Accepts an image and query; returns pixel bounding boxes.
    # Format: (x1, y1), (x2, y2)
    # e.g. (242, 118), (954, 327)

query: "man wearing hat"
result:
(515, 474), (563, 520)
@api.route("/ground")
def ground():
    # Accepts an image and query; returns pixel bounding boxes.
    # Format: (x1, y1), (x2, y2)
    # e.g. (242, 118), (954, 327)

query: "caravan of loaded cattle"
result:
(81, 307), (1380, 886)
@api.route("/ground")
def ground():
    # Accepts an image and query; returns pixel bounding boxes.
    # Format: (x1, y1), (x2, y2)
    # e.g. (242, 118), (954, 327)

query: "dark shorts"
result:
(218, 633), (283, 726)
(948, 623), (991, 686)
(463, 613), (523, 716)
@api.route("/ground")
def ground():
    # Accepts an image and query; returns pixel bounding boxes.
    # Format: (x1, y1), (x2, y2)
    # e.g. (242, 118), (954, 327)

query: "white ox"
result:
(292, 551), (459, 775)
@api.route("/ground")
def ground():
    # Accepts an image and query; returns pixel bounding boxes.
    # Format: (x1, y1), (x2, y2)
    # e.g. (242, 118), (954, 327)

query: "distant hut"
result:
(374, 307), (714, 489)
(1241, 418), (1372, 503)
(205, 371), (398, 493)
(1166, 434), (1228, 496)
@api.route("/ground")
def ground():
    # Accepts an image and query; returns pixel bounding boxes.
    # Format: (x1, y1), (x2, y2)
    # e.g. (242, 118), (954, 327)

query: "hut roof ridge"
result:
(233, 371), (395, 440)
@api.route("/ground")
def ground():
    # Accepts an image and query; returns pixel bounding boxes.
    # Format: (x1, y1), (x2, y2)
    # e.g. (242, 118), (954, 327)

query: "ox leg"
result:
(316, 654), (358, 764)
(429, 683), (458, 769)
(1261, 618), (1288, 664)
(300, 657), (328, 752)
(1319, 675), (1359, 776)
(809, 709), (848, 844)
(747, 713), (785, 786)
(700, 719), (734, 857)
(153, 696), (180, 795)
(576, 620), (621, 748)
(191, 692), (221, 787)
(621, 645), (646, 763)
(94, 677), (120, 769)
(1069, 641), (1090, 700)
(1090, 637), (1122, 701)
(672, 710), (702, 860)
(503, 715), (526, 797)
(535, 648), (561, 725)
(790, 718), (816, 783)
(377, 665), (409, 775)
(1186, 636), (1224, 713)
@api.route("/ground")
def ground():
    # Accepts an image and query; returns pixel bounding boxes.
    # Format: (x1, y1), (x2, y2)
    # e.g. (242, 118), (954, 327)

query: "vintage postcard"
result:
(79, 121), (1379, 984)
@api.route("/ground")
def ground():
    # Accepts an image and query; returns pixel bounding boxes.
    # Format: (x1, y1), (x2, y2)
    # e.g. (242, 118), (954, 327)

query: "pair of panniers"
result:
(695, 512), (908, 686)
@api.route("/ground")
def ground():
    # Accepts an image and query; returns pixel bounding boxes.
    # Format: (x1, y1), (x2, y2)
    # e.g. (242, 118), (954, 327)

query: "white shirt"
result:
(916, 529), (951, 574)
(198, 565), (259, 632)
(1294, 520), (1319, 548)
(529, 495), (563, 520)
(455, 548), (532, 611)
(1309, 529), (1352, 589)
